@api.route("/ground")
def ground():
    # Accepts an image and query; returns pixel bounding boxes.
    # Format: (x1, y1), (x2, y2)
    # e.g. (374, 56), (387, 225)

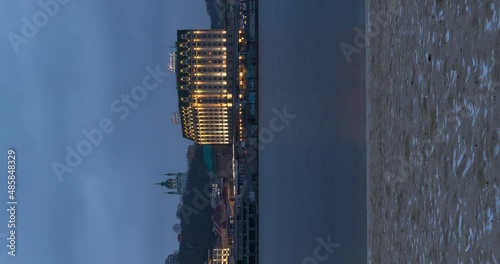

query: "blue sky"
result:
(0, 0), (209, 263)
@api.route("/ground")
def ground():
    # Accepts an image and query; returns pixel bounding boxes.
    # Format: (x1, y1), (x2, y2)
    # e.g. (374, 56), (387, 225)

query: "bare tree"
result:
(172, 223), (182, 233)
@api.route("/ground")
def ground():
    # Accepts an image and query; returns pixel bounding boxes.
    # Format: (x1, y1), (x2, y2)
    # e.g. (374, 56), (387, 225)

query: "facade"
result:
(213, 145), (233, 179)
(157, 172), (188, 195)
(175, 29), (236, 144)
(208, 248), (231, 264)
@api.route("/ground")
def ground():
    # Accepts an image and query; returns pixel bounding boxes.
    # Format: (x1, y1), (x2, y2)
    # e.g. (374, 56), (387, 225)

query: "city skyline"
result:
(0, 0), (211, 263)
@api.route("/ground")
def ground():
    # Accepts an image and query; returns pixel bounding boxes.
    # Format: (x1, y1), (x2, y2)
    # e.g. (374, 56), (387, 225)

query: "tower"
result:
(158, 172), (189, 195)
(156, 179), (177, 189)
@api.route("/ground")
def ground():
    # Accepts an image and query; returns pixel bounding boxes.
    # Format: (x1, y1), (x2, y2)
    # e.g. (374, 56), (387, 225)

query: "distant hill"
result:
(177, 145), (216, 264)
(186, 144), (196, 163)
(204, 0), (221, 28)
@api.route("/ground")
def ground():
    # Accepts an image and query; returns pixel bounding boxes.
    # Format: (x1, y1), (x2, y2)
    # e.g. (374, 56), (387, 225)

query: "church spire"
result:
(156, 181), (167, 187)
(157, 172), (188, 196)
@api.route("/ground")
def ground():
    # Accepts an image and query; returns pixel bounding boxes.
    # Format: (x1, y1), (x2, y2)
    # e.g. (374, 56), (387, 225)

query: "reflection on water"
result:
(259, 0), (366, 262)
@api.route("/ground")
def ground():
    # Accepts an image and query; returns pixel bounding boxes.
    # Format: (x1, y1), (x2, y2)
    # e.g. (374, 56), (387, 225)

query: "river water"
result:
(259, 0), (366, 262)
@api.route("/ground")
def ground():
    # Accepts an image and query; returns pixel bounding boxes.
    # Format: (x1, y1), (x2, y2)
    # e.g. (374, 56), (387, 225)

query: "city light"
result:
(170, 27), (259, 253)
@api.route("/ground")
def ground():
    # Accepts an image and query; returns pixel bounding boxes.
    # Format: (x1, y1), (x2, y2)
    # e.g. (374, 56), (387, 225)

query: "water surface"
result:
(259, 0), (366, 262)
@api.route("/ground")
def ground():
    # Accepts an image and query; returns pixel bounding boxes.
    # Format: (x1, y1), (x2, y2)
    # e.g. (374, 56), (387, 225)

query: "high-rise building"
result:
(174, 29), (236, 144)
(208, 248), (230, 264)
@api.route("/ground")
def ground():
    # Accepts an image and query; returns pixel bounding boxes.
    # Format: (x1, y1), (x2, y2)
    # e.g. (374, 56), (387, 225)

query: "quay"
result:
(170, 0), (259, 263)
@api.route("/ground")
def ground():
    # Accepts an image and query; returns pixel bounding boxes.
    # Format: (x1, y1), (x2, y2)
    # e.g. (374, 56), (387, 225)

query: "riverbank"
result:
(367, 0), (500, 262)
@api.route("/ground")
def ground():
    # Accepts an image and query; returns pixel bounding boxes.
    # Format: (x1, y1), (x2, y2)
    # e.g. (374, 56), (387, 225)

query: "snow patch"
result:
(449, 70), (457, 87)
(480, 62), (490, 79)
(438, 10), (444, 20)
(495, 185), (500, 215)
(484, 3), (499, 32)
(458, 213), (463, 237)
(485, 208), (493, 232)
(462, 158), (472, 177)
(435, 60), (442, 71)
(454, 147), (466, 173)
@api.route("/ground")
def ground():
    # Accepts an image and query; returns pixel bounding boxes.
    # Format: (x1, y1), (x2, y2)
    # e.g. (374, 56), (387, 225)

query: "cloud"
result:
(72, 175), (121, 263)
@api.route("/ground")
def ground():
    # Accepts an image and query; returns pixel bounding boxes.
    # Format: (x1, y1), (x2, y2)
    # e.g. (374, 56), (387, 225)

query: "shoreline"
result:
(367, 0), (500, 262)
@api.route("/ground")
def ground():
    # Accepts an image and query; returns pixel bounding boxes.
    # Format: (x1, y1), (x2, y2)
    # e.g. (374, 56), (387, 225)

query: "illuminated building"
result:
(175, 29), (235, 144)
(208, 248), (231, 264)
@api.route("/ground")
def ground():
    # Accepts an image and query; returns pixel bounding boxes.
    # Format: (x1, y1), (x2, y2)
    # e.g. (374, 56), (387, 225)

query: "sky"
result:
(0, 0), (209, 263)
